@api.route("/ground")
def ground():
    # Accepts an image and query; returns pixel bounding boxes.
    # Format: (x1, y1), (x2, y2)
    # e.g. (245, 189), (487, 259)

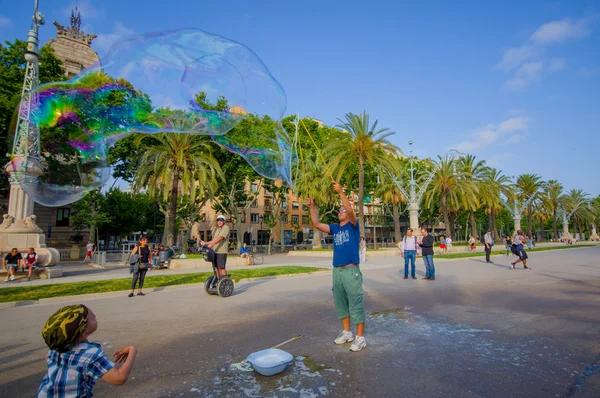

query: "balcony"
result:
(264, 205), (273, 211)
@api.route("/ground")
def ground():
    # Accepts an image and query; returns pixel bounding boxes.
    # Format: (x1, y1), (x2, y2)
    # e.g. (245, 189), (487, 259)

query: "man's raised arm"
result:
(333, 182), (356, 226)
(306, 198), (330, 234)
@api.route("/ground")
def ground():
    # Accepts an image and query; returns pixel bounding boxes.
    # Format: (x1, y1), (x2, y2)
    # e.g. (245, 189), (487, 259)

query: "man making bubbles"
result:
(306, 182), (366, 352)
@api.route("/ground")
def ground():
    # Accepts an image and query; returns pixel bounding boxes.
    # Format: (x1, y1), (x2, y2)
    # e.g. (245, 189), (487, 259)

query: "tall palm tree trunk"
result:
(491, 210), (500, 241)
(469, 211), (477, 238)
(393, 204), (401, 243)
(442, 194), (450, 239)
(166, 173), (179, 246)
(527, 205), (533, 237)
(552, 209), (558, 240)
(358, 156), (365, 237)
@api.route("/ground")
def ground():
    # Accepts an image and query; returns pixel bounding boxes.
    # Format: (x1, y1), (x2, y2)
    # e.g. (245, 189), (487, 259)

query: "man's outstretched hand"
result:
(305, 198), (315, 208)
(333, 181), (343, 193)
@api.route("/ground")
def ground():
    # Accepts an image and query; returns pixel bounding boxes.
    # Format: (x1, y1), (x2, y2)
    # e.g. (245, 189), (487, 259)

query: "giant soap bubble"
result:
(10, 29), (291, 206)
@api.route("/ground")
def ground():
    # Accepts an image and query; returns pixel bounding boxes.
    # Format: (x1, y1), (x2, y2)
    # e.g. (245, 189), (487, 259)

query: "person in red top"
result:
(23, 247), (39, 281)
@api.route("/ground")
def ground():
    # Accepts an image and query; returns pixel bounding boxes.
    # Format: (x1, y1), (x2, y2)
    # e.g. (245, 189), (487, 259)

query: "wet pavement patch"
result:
(365, 307), (592, 395)
(186, 356), (343, 397)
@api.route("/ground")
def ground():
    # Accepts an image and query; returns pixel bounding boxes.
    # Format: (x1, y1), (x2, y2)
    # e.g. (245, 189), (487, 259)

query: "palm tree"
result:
(563, 189), (592, 239)
(424, 155), (478, 238)
(481, 168), (512, 240)
(133, 133), (222, 246)
(293, 153), (339, 248)
(542, 180), (564, 240)
(516, 174), (544, 237)
(457, 155), (489, 238)
(327, 111), (399, 236)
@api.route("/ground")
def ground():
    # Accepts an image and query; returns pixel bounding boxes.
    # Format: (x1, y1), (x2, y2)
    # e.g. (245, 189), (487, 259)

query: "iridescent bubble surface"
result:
(12, 29), (291, 206)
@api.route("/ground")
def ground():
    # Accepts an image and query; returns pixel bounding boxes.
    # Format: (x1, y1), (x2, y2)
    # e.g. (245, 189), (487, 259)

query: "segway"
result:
(199, 245), (234, 297)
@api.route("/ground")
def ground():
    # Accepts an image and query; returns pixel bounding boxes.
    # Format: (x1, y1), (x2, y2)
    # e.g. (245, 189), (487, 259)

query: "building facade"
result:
(46, 7), (99, 77)
(191, 182), (402, 248)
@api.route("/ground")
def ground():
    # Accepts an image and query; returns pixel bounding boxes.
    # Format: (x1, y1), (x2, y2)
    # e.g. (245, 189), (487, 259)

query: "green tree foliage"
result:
(327, 111), (399, 237)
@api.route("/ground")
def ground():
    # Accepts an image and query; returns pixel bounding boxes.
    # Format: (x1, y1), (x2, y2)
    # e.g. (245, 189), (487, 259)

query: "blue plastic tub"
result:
(246, 348), (294, 376)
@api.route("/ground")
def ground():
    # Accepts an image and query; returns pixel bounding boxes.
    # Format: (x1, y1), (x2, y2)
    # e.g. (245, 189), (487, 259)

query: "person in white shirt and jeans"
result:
(401, 228), (419, 279)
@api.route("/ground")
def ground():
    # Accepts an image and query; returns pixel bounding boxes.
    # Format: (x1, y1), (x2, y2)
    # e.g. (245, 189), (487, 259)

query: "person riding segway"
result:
(200, 215), (234, 297)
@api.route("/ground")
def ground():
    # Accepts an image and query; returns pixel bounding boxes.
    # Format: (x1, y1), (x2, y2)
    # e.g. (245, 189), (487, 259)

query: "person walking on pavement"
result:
(418, 227), (436, 280)
(307, 181), (366, 352)
(511, 230), (531, 270)
(505, 234), (512, 256)
(484, 230), (493, 263)
(128, 236), (153, 297)
(359, 236), (367, 263)
(439, 235), (446, 254)
(400, 228), (418, 279)
(82, 241), (94, 264)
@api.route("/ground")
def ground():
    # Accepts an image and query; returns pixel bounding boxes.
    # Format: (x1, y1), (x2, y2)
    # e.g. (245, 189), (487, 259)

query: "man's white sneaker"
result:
(3, 277), (8, 283)
(334, 330), (354, 345)
(9, 275), (16, 281)
(349, 336), (366, 352)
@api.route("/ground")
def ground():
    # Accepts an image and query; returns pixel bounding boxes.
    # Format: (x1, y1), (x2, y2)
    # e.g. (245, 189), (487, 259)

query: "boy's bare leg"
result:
(341, 317), (351, 332)
(356, 323), (365, 337)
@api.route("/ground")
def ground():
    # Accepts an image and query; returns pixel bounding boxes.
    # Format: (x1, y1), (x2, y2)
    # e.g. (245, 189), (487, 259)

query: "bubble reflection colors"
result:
(13, 28), (291, 206)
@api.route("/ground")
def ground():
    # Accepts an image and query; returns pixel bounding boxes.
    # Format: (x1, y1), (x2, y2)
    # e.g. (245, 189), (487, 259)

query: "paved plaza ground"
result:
(1, 246), (599, 397)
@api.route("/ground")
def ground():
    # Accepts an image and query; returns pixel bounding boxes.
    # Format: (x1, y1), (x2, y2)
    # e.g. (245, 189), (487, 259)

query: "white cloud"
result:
(494, 16), (595, 90)
(0, 16), (13, 27)
(503, 59), (567, 91)
(531, 18), (592, 44)
(504, 62), (545, 91)
(454, 116), (530, 153)
(94, 22), (136, 53)
(495, 45), (535, 71)
(486, 153), (515, 168)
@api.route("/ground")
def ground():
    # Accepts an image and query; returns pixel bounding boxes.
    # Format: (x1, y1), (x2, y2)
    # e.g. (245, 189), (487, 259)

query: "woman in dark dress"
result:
(129, 236), (153, 297)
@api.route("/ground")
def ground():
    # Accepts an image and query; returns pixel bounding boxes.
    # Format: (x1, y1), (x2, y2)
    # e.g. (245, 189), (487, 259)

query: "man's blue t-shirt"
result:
(328, 221), (360, 267)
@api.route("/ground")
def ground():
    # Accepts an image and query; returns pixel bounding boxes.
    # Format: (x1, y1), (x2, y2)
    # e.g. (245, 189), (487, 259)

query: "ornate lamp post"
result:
(386, 141), (464, 236)
(0, 0), (58, 265)
(500, 176), (537, 236)
(556, 199), (586, 242)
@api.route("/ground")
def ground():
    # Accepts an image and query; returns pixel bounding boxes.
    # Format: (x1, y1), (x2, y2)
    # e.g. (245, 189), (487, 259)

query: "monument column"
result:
(0, 1), (59, 265)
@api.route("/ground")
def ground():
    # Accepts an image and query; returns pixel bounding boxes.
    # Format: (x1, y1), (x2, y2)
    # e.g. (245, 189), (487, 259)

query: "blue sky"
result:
(1, 0), (599, 195)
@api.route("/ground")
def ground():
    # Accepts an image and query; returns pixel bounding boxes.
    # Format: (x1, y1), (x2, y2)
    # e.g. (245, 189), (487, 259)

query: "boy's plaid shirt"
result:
(37, 342), (114, 397)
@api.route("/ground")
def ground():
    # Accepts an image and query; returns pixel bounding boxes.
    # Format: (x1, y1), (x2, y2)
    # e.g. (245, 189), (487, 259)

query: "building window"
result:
(200, 213), (206, 222)
(56, 208), (70, 227)
(292, 201), (299, 210)
(302, 215), (310, 225)
(251, 200), (258, 208)
(251, 183), (258, 192)
(291, 215), (299, 224)
(207, 231), (213, 241)
(251, 213), (260, 223)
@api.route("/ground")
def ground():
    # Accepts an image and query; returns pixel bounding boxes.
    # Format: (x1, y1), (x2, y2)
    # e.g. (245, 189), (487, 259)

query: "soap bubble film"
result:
(12, 28), (291, 206)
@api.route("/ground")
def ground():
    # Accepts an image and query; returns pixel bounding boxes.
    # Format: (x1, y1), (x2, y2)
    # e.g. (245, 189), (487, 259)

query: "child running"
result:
(38, 304), (137, 397)
(511, 230), (531, 270)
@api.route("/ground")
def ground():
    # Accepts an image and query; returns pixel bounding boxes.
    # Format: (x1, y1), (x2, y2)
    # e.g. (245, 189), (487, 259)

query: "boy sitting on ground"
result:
(38, 304), (137, 397)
